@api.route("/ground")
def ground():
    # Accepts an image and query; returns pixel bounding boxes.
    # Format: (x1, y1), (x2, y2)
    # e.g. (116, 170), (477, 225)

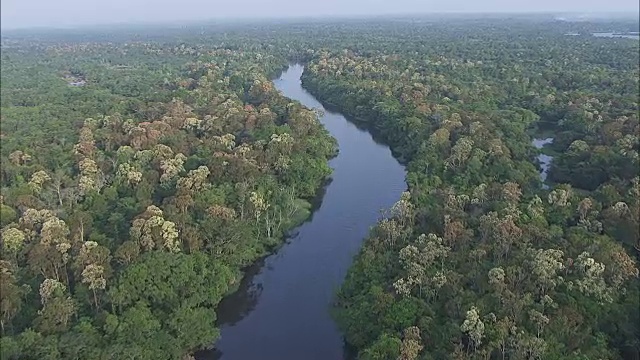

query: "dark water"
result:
(533, 137), (554, 189)
(209, 64), (406, 360)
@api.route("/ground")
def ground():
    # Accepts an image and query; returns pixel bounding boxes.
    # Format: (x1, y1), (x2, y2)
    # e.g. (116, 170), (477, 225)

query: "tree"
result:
(0, 261), (25, 334)
(461, 306), (485, 352)
(36, 279), (76, 334)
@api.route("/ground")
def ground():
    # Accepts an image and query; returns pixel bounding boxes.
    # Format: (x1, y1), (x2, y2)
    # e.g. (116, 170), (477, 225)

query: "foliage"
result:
(0, 30), (335, 358)
(1, 16), (638, 359)
(299, 18), (640, 360)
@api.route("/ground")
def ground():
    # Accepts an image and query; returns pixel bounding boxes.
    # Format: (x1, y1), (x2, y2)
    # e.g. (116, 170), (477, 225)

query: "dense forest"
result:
(1, 16), (639, 359)
(0, 34), (336, 358)
(301, 20), (640, 360)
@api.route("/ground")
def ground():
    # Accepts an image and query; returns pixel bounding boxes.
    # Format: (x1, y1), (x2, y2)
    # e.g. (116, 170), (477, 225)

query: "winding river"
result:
(209, 64), (406, 360)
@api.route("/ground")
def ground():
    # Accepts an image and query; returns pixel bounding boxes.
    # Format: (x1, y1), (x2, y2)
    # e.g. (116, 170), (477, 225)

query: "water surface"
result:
(211, 64), (406, 360)
(592, 32), (640, 40)
(533, 137), (554, 189)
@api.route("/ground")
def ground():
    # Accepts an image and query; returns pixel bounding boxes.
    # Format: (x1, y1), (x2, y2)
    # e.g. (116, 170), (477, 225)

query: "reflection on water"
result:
(533, 137), (554, 189)
(213, 177), (332, 328)
(215, 261), (264, 326)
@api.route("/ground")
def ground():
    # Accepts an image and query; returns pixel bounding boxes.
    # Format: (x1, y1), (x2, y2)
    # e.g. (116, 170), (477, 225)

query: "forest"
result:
(0, 30), (336, 358)
(1, 15), (639, 360)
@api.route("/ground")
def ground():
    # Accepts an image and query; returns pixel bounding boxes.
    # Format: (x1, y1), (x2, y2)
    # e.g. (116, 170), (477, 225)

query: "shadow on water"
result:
(315, 96), (409, 165)
(193, 177), (332, 360)
(321, 103), (386, 145)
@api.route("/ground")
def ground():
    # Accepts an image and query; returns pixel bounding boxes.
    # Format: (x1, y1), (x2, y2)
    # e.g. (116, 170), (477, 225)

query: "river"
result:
(208, 64), (406, 360)
(533, 137), (554, 189)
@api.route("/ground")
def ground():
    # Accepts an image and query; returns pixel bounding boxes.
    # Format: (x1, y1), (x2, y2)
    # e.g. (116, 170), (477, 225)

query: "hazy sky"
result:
(2, 0), (639, 29)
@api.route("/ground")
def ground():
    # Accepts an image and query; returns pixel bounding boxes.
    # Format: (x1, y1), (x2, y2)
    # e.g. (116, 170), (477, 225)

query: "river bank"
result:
(208, 64), (406, 360)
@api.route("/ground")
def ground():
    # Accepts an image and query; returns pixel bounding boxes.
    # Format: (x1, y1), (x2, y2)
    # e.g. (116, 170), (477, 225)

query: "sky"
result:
(2, 0), (639, 30)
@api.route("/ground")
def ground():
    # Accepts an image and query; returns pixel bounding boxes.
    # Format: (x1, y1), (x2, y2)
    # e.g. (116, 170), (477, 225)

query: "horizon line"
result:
(2, 10), (638, 32)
